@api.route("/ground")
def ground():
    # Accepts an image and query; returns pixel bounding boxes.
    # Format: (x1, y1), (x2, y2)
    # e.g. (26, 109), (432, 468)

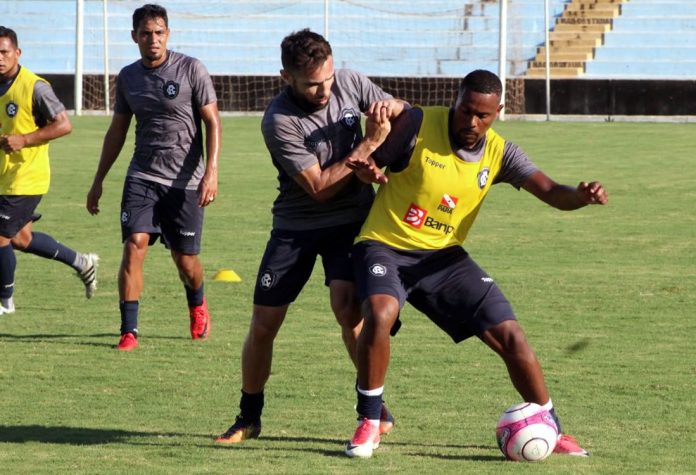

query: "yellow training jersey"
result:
(0, 67), (51, 195)
(357, 106), (505, 250)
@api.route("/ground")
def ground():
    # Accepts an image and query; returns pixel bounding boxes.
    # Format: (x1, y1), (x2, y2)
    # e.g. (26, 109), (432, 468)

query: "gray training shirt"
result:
(261, 69), (392, 231)
(114, 50), (217, 190)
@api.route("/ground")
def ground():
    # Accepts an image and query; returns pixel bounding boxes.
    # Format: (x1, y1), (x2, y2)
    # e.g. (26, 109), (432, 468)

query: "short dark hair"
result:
(281, 29), (332, 74)
(133, 4), (168, 31)
(459, 69), (502, 97)
(0, 26), (18, 48)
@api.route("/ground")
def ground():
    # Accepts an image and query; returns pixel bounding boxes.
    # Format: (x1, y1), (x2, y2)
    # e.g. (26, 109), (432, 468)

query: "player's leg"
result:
(0, 233), (16, 314)
(444, 251), (589, 457)
(160, 184), (209, 340)
(117, 178), (159, 350)
(172, 251), (209, 340)
(346, 241), (406, 458)
(117, 232), (150, 350)
(328, 279), (362, 366)
(480, 320), (549, 403)
(217, 229), (315, 444)
(12, 223), (99, 299)
(321, 223), (396, 435)
(0, 195), (98, 308)
(480, 320), (589, 456)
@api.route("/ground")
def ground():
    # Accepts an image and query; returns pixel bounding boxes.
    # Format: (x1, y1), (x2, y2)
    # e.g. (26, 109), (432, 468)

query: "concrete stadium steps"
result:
(526, 0), (628, 78)
(584, 0), (696, 78)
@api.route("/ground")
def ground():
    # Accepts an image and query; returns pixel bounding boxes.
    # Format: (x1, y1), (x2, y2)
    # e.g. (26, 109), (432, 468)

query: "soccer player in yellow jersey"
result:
(343, 70), (607, 458)
(0, 27), (98, 315)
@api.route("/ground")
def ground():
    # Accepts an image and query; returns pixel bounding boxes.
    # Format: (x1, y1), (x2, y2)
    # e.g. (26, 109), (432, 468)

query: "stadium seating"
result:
(1, 0), (694, 79)
(0, 0), (564, 77)
(584, 0), (696, 78)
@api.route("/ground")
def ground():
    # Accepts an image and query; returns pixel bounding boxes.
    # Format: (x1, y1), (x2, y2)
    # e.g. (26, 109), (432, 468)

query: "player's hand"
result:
(86, 182), (103, 215)
(364, 104), (392, 148)
(197, 173), (218, 207)
(346, 156), (388, 185)
(577, 181), (608, 205)
(367, 99), (405, 120)
(0, 134), (27, 153)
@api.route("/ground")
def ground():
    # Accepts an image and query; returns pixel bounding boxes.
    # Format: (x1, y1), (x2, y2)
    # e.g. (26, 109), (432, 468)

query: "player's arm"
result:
(0, 81), (72, 153)
(0, 111), (72, 153)
(347, 105), (419, 185)
(197, 101), (221, 207)
(86, 112), (132, 215)
(293, 106), (392, 202)
(522, 170), (608, 210)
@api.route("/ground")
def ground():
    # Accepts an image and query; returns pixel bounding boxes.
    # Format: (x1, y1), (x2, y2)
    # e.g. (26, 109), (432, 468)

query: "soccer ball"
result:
(495, 402), (558, 462)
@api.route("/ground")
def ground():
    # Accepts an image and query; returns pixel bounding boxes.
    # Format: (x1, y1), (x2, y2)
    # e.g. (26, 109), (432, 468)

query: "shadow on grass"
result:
(0, 425), (205, 445)
(211, 434), (499, 461)
(0, 426), (502, 461)
(0, 333), (189, 348)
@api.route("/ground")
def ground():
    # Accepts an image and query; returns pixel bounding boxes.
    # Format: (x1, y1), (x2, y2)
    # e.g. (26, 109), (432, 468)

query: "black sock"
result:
(185, 283), (204, 307)
(240, 390), (264, 422)
(0, 244), (15, 300)
(24, 232), (79, 270)
(119, 300), (139, 335)
(356, 391), (382, 420)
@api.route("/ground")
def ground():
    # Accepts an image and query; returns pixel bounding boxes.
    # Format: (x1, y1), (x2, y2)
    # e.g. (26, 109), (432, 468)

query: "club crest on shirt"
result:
(437, 194), (458, 214)
(340, 108), (359, 130)
(163, 80), (180, 99)
(477, 168), (490, 189)
(5, 102), (18, 118)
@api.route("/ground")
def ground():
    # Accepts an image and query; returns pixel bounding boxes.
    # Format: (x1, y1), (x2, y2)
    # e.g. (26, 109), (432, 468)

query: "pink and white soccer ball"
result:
(495, 402), (558, 462)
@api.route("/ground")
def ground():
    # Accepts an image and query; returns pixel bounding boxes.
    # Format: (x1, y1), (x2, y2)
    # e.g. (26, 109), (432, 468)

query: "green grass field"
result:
(1, 116), (694, 474)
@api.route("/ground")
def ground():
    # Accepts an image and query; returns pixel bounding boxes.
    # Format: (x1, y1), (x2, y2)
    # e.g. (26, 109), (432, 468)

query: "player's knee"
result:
(10, 235), (30, 251)
(499, 322), (536, 360)
(362, 298), (399, 335)
(332, 300), (362, 330)
(248, 309), (285, 344)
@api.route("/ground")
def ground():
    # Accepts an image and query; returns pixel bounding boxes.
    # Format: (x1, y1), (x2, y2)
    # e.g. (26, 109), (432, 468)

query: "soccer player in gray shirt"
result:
(86, 4), (221, 351)
(216, 29), (406, 444)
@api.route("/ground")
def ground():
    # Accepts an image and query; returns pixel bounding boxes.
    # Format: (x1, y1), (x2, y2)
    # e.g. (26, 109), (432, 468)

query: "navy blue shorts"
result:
(353, 240), (516, 343)
(120, 177), (203, 254)
(253, 222), (362, 307)
(0, 195), (42, 238)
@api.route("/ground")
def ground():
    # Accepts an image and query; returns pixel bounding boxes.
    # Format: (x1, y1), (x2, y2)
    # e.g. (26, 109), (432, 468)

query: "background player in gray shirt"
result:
(216, 29), (406, 444)
(86, 4), (221, 351)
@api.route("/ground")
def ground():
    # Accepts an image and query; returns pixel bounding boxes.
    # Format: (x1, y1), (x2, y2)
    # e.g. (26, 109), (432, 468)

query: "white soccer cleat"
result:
(77, 253), (99, 299)
(0, 299), (15, 315)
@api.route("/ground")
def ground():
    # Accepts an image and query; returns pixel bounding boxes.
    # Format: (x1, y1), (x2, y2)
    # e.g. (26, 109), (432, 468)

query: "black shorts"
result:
(120, 177), (203, 254)
(353, 240), (516, 343)
(0, 195), (42, 238)
(253, 222), (362, 307)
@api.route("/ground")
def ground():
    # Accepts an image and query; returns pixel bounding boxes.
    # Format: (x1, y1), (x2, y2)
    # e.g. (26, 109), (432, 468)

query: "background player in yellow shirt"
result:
(344, 70), (607, 458)
(0, 26), (98, 315)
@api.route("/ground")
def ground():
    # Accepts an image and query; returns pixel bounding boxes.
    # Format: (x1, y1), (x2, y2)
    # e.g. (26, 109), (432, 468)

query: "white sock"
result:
(540, 399), (553, 411)
(357, 386), (384, 397)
